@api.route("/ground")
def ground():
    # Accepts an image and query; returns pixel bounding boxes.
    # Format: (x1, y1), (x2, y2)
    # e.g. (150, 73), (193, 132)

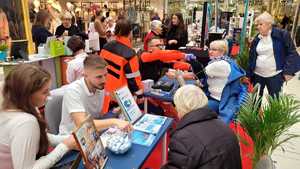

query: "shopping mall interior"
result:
(0, 0), (300, 169)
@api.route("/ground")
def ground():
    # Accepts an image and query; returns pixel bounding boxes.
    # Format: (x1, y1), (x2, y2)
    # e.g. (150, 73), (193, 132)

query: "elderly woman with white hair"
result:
(248, 12), (300, 97)
(166, 40), (246, 123)
(204, 40), (246, 124)
(144, 20), (162, 51)
(55, 11), (80, 37)
(162, 85), (242, 169)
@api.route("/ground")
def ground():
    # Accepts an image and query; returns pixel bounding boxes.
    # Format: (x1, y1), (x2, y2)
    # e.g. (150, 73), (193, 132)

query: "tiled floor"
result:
(272, 72), (300, 169)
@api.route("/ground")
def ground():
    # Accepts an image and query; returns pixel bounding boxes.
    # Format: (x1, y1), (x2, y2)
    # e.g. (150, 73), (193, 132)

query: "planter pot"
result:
(0, 50), (7, 62)
(255, 155), (276, 169)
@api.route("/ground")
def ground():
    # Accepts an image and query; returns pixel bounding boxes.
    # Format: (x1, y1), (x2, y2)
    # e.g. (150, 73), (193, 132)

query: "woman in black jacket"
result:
(162, 85), (242, 169)
(165, 13), (188, 50)
(31, 10), (53, 50)
(55, 12), (80, 37)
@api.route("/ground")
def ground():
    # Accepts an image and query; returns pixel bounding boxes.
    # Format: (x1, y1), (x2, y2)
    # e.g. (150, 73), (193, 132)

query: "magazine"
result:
(114, 86), (142, 123)
(114, 86), (167, 135)
(73, 115), (107, 169)
(133, 114), (167, 134)
(131, 130), (156, 146)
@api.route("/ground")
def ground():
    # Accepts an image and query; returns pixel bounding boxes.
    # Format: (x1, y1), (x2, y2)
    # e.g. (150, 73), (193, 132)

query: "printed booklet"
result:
(114, 86), (167, 135)
(73, 115), (107, 169)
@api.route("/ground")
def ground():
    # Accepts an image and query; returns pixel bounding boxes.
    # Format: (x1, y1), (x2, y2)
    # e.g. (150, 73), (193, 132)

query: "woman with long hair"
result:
(165, 13), (188, 50)
(0, 64), (77, 169)
(32, 10), (53, 49)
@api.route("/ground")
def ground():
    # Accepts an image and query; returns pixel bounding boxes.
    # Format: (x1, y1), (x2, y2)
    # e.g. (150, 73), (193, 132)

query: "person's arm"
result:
(47, 133), (69, 147)
(141, 50), (185, 62)
(11, 117), (69, 169)
(55, 25), (63, 37)
(63, 87), (131, 131)
(124, 56), (144, 95)
(143, 32), (151, 51)
(205, 60), (231, 78)
(71, 112), (131, 131)
(172, 61), (191, 71)
(247, 37), (259, 82)
(281, 29), (300, 79)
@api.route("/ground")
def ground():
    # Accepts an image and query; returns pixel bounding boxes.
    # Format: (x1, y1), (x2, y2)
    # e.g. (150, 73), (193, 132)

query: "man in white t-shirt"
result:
(59, 54), (131, 135)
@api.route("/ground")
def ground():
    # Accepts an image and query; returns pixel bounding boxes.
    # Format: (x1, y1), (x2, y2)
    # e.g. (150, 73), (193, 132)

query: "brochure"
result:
(114, 86), (167, 135)
(114, 86), (142, 124)
(73, 115), (107, 169)
(131, 130), (156, 146)
(133, 114), (167, 134)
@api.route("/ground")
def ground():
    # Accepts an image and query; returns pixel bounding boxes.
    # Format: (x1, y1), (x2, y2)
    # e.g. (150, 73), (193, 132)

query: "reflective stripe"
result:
(125, 71), (141, 79)
(107, 68), (120, 79)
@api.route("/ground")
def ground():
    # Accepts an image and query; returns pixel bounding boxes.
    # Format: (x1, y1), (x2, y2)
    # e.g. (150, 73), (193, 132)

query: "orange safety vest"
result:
(100, 36), (143, 113)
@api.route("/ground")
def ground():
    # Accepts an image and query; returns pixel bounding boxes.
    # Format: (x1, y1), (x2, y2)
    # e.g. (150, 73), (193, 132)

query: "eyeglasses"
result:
(150, 44), (164, 48)
(209, 48), (221, 51)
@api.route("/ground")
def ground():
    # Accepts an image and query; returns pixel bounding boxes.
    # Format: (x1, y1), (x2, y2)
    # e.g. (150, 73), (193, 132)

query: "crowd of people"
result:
(0, 5), (300, 169)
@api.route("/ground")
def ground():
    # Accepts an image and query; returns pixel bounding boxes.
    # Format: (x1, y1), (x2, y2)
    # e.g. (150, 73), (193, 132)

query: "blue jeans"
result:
(253, 73), (284, 97)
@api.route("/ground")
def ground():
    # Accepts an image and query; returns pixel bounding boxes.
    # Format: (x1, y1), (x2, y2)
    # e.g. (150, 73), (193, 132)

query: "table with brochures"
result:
(54, 118), (173, 169)
(104, 117), (172, 169)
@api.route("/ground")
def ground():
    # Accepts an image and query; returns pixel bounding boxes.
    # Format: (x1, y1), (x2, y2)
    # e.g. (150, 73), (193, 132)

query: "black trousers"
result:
(253, 73), (284, 97)
(99, 37), (107, 51)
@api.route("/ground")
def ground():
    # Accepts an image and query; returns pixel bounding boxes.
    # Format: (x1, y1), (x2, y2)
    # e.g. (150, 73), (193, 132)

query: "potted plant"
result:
(0, 42), (8, 62)
(236, 44), (249, 71)
(237, 86), (300, 169)
(236, 23), (257, 71)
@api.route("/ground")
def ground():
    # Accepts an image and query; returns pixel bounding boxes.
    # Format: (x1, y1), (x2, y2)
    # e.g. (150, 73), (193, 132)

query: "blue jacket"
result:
(205, 57), (246, 123)
(248, 27), (300, 80)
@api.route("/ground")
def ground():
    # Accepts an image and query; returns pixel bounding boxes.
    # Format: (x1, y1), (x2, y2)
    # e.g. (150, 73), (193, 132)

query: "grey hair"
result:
(209, 40), (228, 55)
(150, 20), (162, 31)
(255, 11), (274, 25)
(174, 85), (208, 116)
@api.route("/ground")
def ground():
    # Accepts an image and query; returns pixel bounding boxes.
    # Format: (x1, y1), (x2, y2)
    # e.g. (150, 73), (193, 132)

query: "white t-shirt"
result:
(59, 78), (105, 135)
(205, 60), (231, 101)
(255, 33), (282, 77)
(66, 52), (88, 83)
(0, 112), (69, 169)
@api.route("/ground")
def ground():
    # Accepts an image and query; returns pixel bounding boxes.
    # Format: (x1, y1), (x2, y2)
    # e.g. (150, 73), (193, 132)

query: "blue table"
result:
(104, 118), (173, 169)
(54, 118), (173, 169)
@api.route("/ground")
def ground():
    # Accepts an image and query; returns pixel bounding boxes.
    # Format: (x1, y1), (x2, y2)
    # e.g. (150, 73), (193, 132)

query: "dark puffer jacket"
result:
(161, 107), (242, 169)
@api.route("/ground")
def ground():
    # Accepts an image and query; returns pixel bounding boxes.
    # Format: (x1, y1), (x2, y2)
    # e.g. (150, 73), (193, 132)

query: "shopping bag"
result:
(49, 39), (65, 57)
